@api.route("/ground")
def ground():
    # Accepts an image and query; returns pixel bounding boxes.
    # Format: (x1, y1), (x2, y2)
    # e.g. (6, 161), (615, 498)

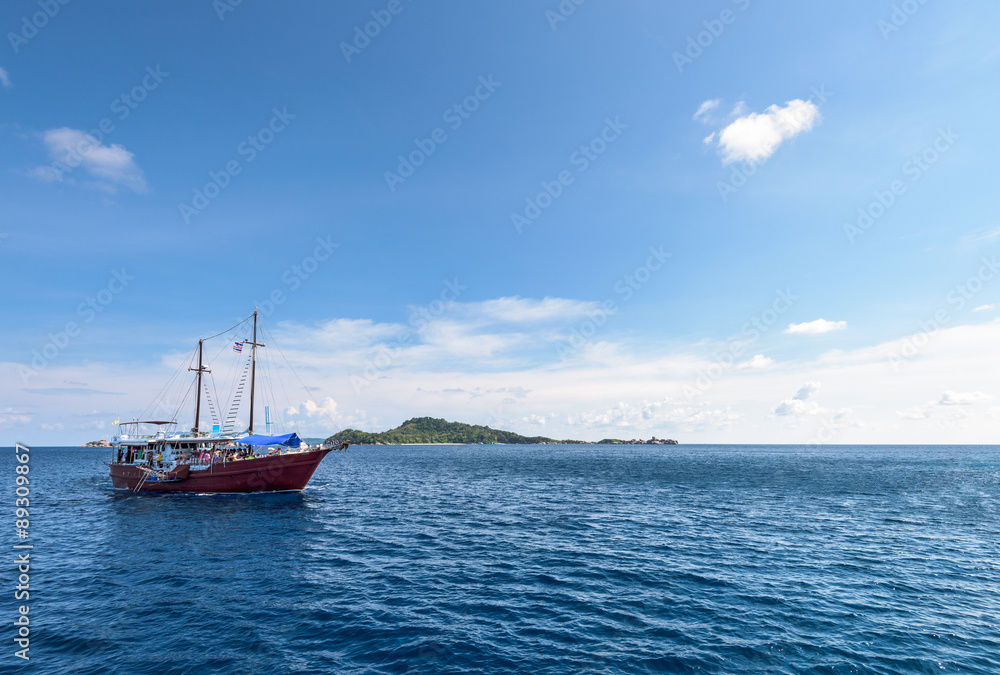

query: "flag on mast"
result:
(233, 341), (244, 353)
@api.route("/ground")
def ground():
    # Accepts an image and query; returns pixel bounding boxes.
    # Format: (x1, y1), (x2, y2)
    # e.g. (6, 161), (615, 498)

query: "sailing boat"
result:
(108, 310), (340, 493)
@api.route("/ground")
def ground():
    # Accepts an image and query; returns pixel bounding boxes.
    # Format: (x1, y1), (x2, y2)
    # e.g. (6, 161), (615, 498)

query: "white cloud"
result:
(0, 408), (31, 426)
(898, 403), (972, 424)
(10, 304), (1000, 445)
(0, 67), (11, 88)
(785, 319), (847, 335)
(939, 390), (992, 406)
(714, 99), (820, 165)
(793, 382), (820, 400)
(567, 398), (741, 434)
(896, 389), (993, 423)
(773, 382), (822, 416)
(897, 406), (931, 421)
(738, 354), (774, 370)
(31, 127), (148, 193)
(693, 98), (721, 122)
(302, 397), (338, 418)
(973, 304), (995, 312)
(773, 399), (821, 416)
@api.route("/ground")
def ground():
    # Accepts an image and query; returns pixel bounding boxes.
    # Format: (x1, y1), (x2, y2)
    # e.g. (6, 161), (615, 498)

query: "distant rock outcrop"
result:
(82, 440), (111, 447)
(596, 437), (679, 445)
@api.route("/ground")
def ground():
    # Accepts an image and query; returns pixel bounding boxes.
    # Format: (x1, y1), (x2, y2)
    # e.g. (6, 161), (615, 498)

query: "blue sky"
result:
(3, 0), (1000, 444)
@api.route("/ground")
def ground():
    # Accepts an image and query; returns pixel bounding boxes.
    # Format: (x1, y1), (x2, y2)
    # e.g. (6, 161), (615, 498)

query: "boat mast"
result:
(188, 339), (208, 434)
(247, 309), (265, 434)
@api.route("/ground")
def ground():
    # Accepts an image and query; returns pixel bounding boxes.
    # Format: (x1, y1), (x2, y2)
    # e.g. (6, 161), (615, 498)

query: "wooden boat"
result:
(108, 310), (342, 493)
(108, 445), (333, 493)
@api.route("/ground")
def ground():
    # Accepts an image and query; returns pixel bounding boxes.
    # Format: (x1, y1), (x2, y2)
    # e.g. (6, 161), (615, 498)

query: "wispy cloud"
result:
(712, 99), (820, 165)
(785, 319), (847, 335)
(20, 387), (124, 396)
(939, 390), (992, 405)
(454, 296), (601, 324)
(897, 389), (992, 422)
(30, 127), (148, 193)
(567, 398), (741, 434)
(958, 225), (1000, 250)
(693, 98), (720, 122)
(0, 67), (11, 88)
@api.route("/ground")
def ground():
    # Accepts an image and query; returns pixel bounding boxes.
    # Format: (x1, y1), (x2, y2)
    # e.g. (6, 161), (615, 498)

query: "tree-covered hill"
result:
(324, 417), (587, 445)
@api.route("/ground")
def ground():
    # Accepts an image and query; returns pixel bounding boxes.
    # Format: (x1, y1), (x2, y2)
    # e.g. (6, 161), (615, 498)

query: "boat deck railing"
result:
(114, 445), (315, 469)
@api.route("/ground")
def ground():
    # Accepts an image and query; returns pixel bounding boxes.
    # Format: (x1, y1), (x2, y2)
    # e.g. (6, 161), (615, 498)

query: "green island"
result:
(324, 417), (678, 446)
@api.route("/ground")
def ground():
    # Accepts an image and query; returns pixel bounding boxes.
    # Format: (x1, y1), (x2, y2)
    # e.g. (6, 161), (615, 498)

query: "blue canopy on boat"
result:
(236, 432), (302, 448)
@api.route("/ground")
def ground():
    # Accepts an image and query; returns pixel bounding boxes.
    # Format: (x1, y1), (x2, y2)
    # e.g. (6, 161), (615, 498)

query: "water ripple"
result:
(6, 444), (1000, 674)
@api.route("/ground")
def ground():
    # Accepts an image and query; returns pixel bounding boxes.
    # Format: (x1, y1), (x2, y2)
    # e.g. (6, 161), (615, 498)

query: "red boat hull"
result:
(109, 448), (333, 493)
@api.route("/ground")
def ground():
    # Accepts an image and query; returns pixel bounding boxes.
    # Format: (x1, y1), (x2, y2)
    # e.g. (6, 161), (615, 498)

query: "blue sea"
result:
(4, 444), (999, 674)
